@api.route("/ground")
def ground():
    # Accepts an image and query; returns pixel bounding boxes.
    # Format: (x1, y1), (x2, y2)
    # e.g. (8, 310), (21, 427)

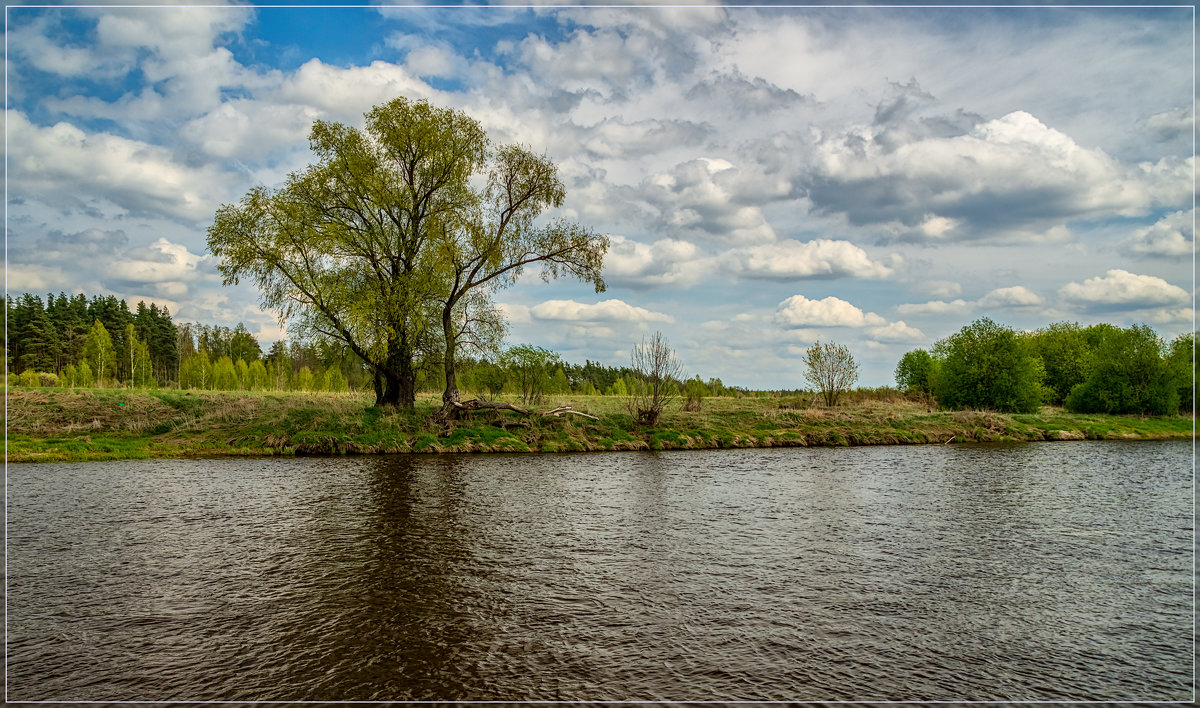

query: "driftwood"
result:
(445, 399), (599, 420)
(540, 405), (600, 420)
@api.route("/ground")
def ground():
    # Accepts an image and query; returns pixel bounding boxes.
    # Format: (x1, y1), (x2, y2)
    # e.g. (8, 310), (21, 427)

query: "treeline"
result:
(895, 318), (1195, 416)
(5, 292), (368, 392)
(7, 292), (178, 384)
(6, 292), (732, 399)
(452, 345), (731, 403)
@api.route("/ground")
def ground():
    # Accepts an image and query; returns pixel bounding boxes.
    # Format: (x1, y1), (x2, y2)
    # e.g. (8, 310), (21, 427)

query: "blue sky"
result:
(5, 1), (1195, 388)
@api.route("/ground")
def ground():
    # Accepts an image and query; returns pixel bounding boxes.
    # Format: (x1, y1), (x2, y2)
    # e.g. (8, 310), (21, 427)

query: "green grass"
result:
(4, 387), (1194, 462)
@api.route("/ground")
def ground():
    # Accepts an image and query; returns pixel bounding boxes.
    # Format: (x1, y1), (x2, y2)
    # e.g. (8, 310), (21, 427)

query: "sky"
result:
(5, 0), (1195, 389)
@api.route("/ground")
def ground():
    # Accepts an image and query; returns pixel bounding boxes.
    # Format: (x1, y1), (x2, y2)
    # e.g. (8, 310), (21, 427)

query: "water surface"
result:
(6, 441), (1193, 700)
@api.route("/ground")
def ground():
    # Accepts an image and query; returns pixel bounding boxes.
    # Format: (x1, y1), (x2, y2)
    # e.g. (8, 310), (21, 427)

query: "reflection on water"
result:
(7, 441), (1193, 701)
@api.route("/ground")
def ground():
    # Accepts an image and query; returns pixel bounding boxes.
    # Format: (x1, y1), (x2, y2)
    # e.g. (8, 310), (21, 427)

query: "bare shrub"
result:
(628, 332), (684, 426)
(803, 340), (859, 406)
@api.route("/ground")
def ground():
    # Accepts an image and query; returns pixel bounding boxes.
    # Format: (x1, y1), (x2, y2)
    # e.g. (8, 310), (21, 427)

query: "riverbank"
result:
(5, 388), (1194, 462)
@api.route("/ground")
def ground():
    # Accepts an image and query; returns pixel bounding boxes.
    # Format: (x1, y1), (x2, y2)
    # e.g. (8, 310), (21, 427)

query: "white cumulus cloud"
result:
(1059, 269), (1190, 310)
(728, 238), (893, 280)
(807, 110), (1187, 241)
(604, 236), (707, 289)
(530, 298), (674, 324)
(977, 285), (1045, 309)
(1124, 210), (1193, 257)
(775, 294), (886, 328)
(6, 110), (231, 221)
(895, 299), (973, 316)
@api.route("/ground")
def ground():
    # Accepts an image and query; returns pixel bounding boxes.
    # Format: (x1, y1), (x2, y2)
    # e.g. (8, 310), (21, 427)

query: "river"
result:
(6, 441), (1193, 701)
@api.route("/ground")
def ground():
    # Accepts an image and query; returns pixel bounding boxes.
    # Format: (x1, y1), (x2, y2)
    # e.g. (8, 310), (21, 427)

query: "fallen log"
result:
(445, 399), (599, 420)
(540, 405), (600, 420)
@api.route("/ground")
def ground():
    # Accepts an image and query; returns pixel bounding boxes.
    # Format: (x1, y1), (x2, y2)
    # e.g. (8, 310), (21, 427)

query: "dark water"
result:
(6, 441), (1194, 701)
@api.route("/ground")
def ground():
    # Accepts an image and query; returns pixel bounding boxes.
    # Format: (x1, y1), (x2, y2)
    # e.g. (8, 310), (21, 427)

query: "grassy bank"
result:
(5, 388), (1194, 463)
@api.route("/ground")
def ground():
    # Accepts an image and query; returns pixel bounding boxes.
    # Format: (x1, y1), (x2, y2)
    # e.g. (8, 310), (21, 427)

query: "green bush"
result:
(894, 349), (935, 396)
(932, 318), (1043, 413)
(1025, 322), (1090, 405)
(1066, 324), (1179, 415)
(1166, 331), (1196, 414)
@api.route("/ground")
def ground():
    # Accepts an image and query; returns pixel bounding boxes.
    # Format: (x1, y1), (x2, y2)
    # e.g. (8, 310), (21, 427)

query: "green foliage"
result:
(81, 320), (117, 385)
(19, 369), (40, 387)
(1065, 324), (1179, 415)
(295, 366), (315, 392)
(932, 318), (1043, 413)
(504, 344), (561, 404)
(894, 349), (935, 395)
(76, 360), (94, 388)
(235, 358), (250, 389)
(803, 340), (859, 407)
(1025, 322), (1090, 405)
(180, 351), (211, 390)
(549, 365), (570, 395)
(61, 364), (77, 388)
(247, 359), (269, 391)
(683, 376), (709, 412)
(208, 97), (606, 411)
(130, 335), (154, 388)
(229, 323), (262, 363)
(1165, 332), (1196, 414)
(211, 356), (238, 391)
(323, 365), (349, 393)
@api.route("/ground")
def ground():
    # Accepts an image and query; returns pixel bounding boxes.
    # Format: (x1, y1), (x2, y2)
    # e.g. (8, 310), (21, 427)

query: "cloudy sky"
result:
(6, 1), (1195, 388)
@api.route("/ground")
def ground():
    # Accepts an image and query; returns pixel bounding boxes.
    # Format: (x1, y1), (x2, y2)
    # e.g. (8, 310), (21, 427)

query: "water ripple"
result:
(7, 441), (1192, 701)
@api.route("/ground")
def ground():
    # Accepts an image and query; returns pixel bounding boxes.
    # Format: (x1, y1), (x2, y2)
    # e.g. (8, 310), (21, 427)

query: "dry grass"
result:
(6, 387), (1192, 463)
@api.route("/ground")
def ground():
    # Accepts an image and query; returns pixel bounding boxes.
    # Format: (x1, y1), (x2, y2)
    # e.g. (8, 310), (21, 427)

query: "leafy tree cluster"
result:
(452, 345), (727, 404)
(6, 290), (371, 393)
(895, 318), (1195, 415)
(8, 295), (723, 403)
(207, 97), (608, 419)
(7, 292), (178, 385)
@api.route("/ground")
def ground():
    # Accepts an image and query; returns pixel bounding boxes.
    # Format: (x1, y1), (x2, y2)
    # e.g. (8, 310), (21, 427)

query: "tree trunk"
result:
(373, 332), (416, 408)
(436, 302), (461, 420)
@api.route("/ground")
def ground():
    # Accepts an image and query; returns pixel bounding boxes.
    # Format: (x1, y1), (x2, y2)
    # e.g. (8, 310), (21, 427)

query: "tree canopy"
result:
(1065, 324), (1179, 415)
(932, 318), (1043, 413)
(208, 97), (606, 410)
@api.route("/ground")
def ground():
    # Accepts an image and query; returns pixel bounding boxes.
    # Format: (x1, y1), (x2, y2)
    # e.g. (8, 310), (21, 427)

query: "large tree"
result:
(209, 97), (606, 411)
(432, 142), (607, 419)
(209, 98), (486, 407)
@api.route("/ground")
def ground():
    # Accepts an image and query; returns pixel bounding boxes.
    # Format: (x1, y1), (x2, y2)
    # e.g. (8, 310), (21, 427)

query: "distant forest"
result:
(4, 291), (733, 399)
